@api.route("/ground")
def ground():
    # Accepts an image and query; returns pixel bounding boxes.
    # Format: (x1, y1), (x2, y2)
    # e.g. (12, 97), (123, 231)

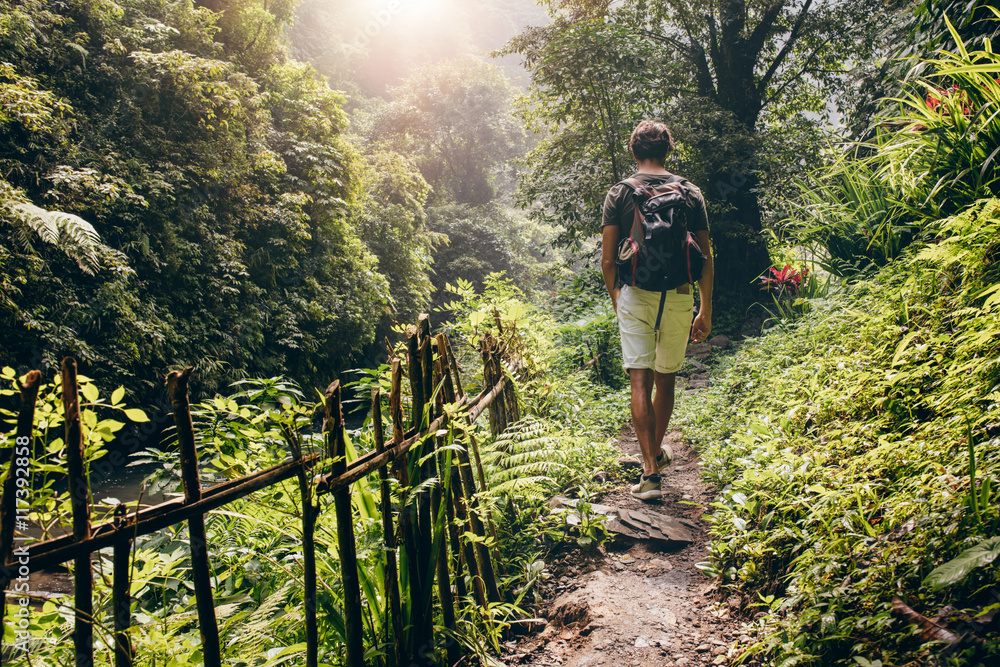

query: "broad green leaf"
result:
(506, 303), (528, 322)
(124, 408), (149, 422)
(923, 536), (1000, 590)
(111, 386), (125, 405)
(80, 382), (99, 402)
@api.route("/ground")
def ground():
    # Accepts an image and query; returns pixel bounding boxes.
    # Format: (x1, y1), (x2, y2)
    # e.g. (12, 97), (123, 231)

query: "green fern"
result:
(482, 416), (568, 502)
(3, 197), (114, 275)
(221, 580), (300, 655)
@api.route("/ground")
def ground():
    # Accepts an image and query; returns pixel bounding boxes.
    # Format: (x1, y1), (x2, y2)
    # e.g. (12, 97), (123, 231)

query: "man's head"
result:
(629, 120), (675, 164)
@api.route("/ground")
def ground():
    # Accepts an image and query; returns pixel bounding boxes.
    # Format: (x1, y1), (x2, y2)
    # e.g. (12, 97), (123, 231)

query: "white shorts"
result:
(617, 285), (693, 374)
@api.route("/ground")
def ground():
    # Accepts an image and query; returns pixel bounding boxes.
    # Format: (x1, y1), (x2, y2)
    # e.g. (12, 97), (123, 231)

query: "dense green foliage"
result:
(678, 33), (1000, 667)
(790, 31), (1000, 277)
(0, 0), (389, 400)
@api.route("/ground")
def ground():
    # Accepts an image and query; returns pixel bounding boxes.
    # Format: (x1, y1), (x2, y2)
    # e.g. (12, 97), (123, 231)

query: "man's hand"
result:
(611, 288), (619, 314)
(691, 310), (711, 343)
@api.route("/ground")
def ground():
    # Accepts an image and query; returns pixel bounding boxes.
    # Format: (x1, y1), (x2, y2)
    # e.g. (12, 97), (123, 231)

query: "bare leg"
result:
(629, 368), (657, 476)
(653, 371), (676, 454)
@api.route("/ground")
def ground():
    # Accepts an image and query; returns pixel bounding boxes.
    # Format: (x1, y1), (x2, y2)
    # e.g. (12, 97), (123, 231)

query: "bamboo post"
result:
(418, 315), (433, 407)
(457, 448), (500, 604)
(502, 358), (520, 426)
(406, 326), (434, 659)
(431, 359), (460, 667)
(392, 361), (422, 662)
(165, 367), (222, 667)
(389, 360), (405, 445)
(436, 364), (487, 611)
(281, 422), (318, 667)
(406, 327), (424, 430)
(480, 337), (496, 436)
(63, 359), (95, 667)
(435, 335), (456, 409)
(480, 335), (506, 435)
(0, 370), (41, 652)
(112, 504), (133, 667)
(444, 497), (468, 603)
(324, 381), (365, 667)
(373, 389), (404, 667)
(443, 336), (464, 401)
(434, 346), (468, 601)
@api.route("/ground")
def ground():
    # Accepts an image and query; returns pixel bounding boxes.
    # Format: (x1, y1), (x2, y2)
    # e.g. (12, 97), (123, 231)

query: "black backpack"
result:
(615, 176), (707, 328)
(615, 176), (706, 288)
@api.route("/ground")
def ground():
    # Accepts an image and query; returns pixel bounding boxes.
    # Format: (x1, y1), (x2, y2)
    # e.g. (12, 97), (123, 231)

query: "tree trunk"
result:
(707, 170), (771, 297)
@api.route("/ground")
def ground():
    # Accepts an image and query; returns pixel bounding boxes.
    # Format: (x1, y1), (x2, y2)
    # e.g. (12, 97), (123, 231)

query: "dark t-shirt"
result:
(602, 173), (710, 238)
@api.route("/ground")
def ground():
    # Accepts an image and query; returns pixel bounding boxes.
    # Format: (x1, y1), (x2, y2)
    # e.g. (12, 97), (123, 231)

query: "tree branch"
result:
(757, 0), (815, 95)
(747, 1), (788, 62)
(633, 28), (691, 53)
(762, 36), (833, 107)
(706, 10), (721, 71)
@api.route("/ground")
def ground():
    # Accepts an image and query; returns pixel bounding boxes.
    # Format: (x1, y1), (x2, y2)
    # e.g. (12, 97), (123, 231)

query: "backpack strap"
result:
(618, 177), (650, 245)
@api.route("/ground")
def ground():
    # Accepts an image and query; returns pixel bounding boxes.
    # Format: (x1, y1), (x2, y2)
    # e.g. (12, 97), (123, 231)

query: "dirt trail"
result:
(505, 360), (747, 667)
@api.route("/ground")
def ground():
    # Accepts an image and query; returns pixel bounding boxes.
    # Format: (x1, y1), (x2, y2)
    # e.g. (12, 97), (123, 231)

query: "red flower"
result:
(760, 265), (808, 295)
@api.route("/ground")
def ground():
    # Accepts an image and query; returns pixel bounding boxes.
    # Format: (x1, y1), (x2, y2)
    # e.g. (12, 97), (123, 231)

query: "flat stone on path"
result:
(549, 496), (695, 546)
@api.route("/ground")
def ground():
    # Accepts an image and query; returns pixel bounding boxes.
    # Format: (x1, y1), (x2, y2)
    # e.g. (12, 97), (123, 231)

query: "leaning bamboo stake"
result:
(437, 368), (487, 611)
(406, 327), (424, 430)
(112, 504), (133, 667)
(280, 423), (318, 667)
(325, 382), (366, 667)
(409, 322), (435, 659)
(0, 370), (40, 654)
(444, 496), (468, 603)
(166, 367), (222, 667)
(441, 373), (500, 607)
(391, 361), (422, 661)
(443, 336), (464, 400)
(435, 347), (469, 602)
(373, 389), (404, 667)
(63, 358), (95, 667)
(431, 361), (460, 667)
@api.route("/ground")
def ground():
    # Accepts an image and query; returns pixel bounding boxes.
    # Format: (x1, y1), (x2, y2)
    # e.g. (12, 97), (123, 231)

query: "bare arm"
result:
(691, 229), (713, 342)
(601, 224), (620, 312)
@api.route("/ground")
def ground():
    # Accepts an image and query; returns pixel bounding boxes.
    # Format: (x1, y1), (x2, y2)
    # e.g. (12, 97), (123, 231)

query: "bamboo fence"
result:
(0, 314), (520, 667)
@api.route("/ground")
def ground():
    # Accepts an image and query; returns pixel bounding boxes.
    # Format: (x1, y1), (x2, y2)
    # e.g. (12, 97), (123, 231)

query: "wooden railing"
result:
(0, 313), (519, 667)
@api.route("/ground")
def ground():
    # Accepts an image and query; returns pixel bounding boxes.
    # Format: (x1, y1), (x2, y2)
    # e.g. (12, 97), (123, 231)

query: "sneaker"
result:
(631, 473), (662, 500)
(619, 446), (673, 473)
(655, 445), (674, 472)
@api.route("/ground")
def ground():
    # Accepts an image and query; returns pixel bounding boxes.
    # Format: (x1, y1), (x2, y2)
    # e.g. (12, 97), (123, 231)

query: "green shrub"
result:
(680, 198), (1000, 665)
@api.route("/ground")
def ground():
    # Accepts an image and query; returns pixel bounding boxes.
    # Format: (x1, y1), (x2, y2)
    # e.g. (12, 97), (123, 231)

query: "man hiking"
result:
(601, 119), (714, 501)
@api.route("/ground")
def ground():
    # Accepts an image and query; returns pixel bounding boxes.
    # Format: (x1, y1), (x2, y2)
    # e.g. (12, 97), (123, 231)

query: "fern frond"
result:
(6, 201), (105, 274)
(481, 416), (567, 500)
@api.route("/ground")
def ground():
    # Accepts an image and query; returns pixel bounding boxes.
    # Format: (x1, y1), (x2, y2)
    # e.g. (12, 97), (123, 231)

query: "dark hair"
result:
(629, 120), (675, 162)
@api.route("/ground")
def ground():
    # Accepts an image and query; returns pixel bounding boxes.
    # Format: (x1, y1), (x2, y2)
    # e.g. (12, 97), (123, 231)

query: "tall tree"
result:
(506, 0), (888, 293)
